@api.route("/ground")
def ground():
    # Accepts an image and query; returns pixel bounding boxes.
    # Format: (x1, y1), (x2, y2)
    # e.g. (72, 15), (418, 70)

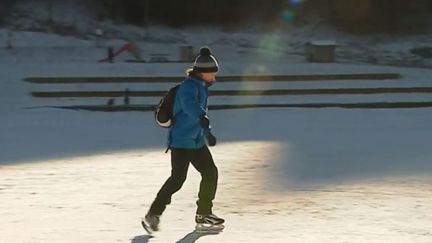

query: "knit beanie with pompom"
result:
(192, 46), (219, 73)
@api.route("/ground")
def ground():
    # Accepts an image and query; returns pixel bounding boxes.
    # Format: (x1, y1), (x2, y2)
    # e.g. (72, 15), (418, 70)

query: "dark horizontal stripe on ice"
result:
(31, 87), (432, 98)
(34, 101), (432, 112)
(24, 73), (401, 84)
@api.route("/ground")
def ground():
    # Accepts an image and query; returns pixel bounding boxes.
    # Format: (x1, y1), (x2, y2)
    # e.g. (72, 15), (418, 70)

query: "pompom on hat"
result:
(192, 46), (219, 73)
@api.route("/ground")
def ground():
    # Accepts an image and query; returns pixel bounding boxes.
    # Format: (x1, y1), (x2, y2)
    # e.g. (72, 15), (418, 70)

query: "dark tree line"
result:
(0, 0), (15, 24)
(93, 0), (432, 32)
(93, 0), (285, 27)
(1, 0), (432, 33)
(330, 0), (432, 32)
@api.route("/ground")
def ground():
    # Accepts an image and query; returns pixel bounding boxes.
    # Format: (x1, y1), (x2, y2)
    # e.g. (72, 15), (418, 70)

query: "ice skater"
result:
(142, 47), (224, 232)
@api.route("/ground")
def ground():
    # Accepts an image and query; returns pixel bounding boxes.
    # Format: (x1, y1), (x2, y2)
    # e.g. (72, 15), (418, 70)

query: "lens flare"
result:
(281, 9), (295, 22)
(288, 0), (303, 7)
(237, 64), (273, 106)
(258, 33), (283, 57)
(281, 0), (304, 23)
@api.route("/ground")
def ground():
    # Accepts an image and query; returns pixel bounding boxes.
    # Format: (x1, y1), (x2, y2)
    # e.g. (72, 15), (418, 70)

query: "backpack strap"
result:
(165, 143), (171, 153)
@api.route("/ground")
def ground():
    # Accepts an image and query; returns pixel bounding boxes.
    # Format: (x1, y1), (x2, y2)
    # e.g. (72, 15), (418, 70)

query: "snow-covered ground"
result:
(1, 2), (432, 242)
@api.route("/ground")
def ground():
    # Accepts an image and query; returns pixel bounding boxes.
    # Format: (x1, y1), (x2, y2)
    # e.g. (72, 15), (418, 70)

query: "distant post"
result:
(108, 47), (114, 63)
(7, 30), (13, 49)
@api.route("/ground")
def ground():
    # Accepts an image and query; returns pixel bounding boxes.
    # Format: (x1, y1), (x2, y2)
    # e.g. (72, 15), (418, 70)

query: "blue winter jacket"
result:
(168, 76), (211, 149)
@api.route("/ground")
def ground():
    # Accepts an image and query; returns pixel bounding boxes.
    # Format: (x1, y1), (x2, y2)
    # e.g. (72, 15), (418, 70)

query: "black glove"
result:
(200, 115), (210, 128)
(207, 132), (217, 147)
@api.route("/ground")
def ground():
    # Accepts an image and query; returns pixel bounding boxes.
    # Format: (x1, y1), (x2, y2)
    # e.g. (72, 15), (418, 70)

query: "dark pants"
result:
(149, 145), (218, 215)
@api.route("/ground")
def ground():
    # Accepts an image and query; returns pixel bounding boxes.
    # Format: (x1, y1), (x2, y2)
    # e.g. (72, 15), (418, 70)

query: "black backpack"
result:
(154, 84), (180, 128)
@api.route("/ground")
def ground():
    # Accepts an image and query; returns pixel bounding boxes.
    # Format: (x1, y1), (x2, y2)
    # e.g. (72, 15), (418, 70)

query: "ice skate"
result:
(141, 213), (160, 234)
(195, 214), (225, 232)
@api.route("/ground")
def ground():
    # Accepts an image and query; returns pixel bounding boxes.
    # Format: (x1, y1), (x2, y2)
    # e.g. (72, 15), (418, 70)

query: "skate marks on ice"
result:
(210, 141), (432, 241)
(1, 141), (432, 242)
(214, 108), (432, 188)
(260, 109), (432, 186)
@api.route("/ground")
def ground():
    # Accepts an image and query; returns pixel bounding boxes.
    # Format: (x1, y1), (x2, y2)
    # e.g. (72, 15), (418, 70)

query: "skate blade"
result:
(141, 219), (154, 235)
(195, 223), (224, 233)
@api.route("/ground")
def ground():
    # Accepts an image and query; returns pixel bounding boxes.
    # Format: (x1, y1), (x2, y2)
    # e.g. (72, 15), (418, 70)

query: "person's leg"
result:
(190, 146), (218, 215)
(148, 148), (191, 216)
